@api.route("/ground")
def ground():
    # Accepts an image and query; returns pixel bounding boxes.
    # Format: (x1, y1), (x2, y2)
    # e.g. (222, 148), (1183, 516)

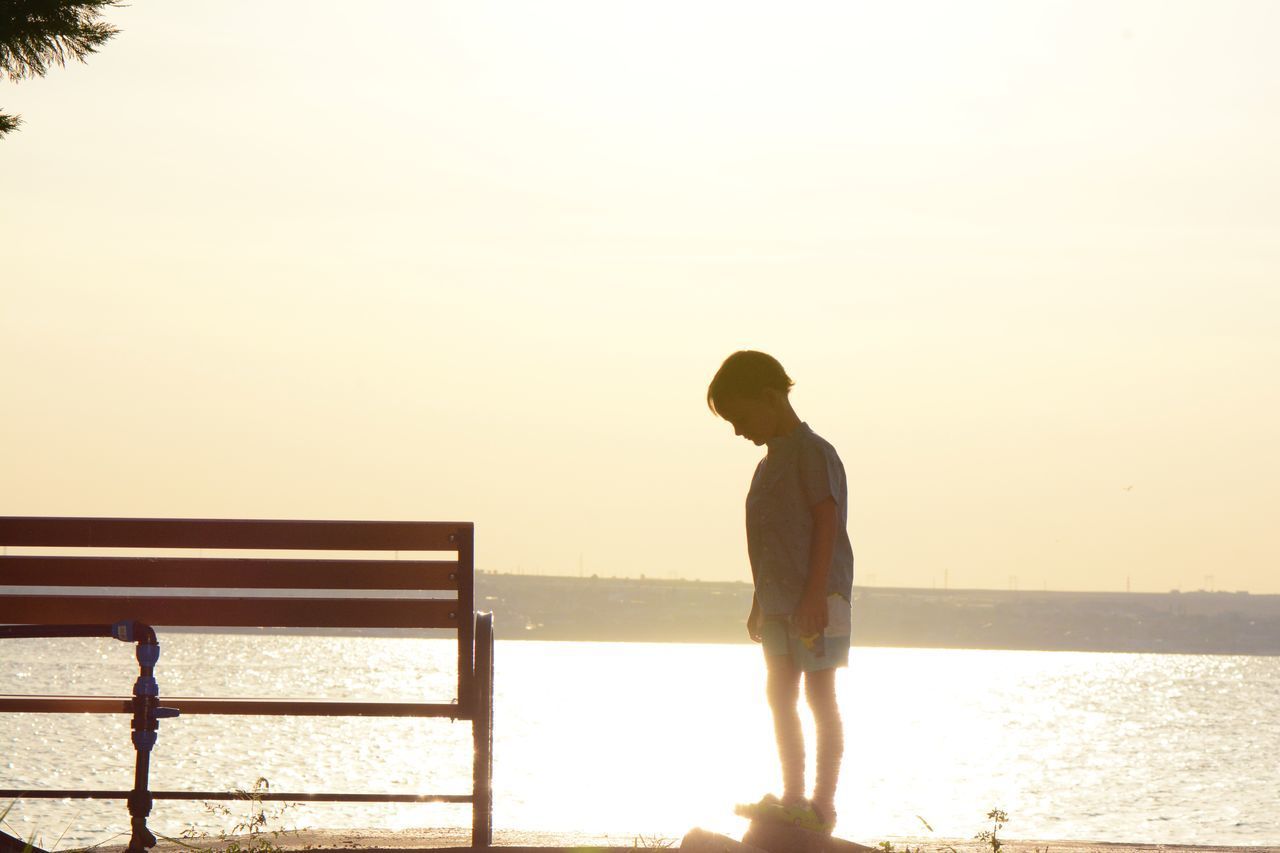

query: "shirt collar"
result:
(765, 421), (810, 453)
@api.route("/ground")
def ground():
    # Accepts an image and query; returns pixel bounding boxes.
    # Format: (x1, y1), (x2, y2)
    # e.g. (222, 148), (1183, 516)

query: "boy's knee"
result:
(767, 679), (798, 704)
(762, 686), (793, 706)
(803, 672), (840, 711)
(766, 670), (801, 707)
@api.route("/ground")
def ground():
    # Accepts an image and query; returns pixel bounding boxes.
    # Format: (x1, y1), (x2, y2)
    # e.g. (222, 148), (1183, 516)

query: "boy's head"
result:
(707, 350), (795, 445)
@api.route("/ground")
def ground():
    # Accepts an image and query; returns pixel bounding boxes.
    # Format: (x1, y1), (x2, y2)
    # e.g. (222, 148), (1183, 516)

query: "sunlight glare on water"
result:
(2, 636), (1278, 848)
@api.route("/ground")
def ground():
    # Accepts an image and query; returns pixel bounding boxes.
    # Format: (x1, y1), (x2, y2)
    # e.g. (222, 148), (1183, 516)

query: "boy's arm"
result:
(747, 593), (762, 642)
(793, 496), (838, 636)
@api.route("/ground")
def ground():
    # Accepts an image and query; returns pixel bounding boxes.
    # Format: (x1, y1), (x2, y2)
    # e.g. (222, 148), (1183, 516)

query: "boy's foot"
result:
(782, 800), (837, 834)
(734, 793), (783, 822)
(734, 793), (806, 823)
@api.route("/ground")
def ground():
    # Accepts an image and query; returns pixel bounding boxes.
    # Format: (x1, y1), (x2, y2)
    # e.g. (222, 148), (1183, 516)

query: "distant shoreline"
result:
(475, 573), (1280, 655)
(139, 574), (1280, 656)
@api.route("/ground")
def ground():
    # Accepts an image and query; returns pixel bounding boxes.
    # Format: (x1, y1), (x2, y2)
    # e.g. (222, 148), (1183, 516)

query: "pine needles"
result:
(0, 1), (123, 138)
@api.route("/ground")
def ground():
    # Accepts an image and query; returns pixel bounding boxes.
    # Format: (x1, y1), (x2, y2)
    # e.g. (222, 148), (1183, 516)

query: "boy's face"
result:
(715, 393), (778, 446)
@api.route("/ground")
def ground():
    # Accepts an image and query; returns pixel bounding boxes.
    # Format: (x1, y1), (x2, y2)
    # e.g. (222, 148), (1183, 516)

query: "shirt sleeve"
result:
(799, 438), (845, 510)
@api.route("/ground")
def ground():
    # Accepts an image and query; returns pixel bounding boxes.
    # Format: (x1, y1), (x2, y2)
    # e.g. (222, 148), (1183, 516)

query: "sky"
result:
(2, 1), (1277, 594)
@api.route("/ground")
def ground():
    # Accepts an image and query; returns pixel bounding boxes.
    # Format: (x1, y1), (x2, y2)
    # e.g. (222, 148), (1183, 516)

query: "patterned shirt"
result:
(746, 422), (855, 616)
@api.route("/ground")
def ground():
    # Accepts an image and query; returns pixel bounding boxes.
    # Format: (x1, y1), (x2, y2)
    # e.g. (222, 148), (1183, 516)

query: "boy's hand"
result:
(747, 599), (763, 643)
(792, 588), (828, 637)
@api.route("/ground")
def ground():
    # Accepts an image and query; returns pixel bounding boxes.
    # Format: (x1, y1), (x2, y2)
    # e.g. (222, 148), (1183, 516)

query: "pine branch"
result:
(0, 0), (122, 81)
(0, 110), (22, 138)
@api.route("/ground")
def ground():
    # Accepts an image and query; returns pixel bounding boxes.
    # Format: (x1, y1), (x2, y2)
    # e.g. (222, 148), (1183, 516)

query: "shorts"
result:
(760, 593), (851, 672)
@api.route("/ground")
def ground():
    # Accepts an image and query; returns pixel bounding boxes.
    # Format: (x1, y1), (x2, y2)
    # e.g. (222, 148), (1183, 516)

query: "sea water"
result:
(2, 636), (1278, 848)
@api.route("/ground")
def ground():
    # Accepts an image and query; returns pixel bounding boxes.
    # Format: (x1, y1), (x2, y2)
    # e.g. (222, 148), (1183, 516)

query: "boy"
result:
(707, 350), (855, 834)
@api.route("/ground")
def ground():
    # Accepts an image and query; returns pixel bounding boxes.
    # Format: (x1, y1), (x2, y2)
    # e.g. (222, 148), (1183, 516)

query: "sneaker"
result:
(783, 800), (837, 834)
(734, 794), (790, 822)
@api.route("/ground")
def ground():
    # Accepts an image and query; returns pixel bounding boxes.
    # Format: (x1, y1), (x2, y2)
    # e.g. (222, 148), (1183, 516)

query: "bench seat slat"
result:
(0, 695), (464, 717)
(0, 517), (469, 552)
(0, 594), (459, 629)
(0, 556), (460, 590)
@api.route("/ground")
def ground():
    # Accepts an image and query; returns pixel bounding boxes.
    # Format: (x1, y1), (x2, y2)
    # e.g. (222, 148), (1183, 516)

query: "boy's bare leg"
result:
(804, 668), (843, 822)
(765, 652), (805, 804)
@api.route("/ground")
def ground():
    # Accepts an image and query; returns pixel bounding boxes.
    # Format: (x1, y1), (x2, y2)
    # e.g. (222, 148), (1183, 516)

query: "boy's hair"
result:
(707, 350), (794, 416)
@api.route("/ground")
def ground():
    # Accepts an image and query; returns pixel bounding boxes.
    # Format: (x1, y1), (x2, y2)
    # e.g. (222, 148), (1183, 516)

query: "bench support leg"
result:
(471, 612), (494, 848)
(125, 628), (178, 853)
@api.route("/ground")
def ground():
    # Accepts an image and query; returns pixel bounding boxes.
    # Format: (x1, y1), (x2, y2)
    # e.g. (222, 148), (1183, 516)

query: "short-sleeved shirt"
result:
(746, 422), (855, 617)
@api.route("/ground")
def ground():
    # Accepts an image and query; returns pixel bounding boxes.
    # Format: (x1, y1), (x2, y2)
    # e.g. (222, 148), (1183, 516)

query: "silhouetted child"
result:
(708, 350), (855, 834)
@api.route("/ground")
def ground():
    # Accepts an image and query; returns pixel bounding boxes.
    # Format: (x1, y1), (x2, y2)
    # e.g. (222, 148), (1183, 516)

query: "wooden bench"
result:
(0, 516), (494, 851)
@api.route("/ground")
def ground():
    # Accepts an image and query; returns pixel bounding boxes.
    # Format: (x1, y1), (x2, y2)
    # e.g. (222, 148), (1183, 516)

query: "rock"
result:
(680, 827), (770, 852)
(742, 818), (878, 853)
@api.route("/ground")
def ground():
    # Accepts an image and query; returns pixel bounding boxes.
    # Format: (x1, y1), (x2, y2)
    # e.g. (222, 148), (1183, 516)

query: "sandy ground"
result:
(90, 827), (1280, 853)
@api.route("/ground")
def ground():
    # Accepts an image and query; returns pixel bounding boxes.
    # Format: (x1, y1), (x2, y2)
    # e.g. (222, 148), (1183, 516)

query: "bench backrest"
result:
(0, 516), (477, 706)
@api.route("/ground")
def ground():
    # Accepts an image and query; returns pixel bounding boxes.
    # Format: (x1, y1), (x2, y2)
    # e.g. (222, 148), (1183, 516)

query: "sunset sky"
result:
(2, 1), (1277, 593)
